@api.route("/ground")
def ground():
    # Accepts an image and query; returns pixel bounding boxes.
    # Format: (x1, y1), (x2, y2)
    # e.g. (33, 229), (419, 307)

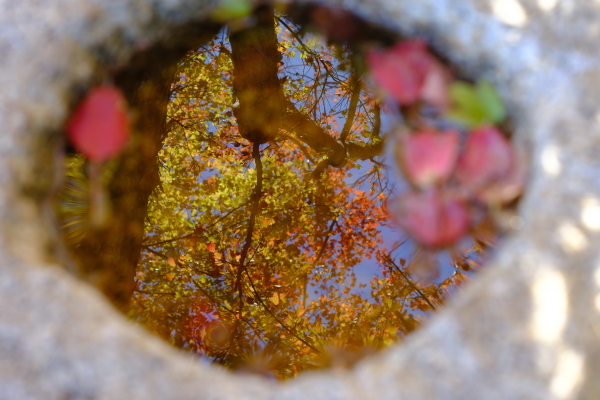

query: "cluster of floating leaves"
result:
(366, 39), (523, 278)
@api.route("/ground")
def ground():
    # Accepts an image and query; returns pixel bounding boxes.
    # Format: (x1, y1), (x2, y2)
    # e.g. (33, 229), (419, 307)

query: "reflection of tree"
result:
(125, 8), (467, 379)
(61, 7), (472, 379)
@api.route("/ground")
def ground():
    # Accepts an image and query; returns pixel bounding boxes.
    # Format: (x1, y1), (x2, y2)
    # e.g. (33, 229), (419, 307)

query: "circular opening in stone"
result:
(56, 2), (523, 380)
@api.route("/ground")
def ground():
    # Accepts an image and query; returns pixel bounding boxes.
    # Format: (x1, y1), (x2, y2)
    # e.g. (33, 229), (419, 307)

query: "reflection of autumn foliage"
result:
(126, 13), (464, 379)
(60, 6), (515, 380)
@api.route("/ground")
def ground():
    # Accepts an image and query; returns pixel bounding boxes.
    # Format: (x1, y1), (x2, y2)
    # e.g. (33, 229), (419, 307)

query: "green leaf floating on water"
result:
(212, 0), (252, 22)
(477, 81), (506, 123)
(446, 80), (506, 129)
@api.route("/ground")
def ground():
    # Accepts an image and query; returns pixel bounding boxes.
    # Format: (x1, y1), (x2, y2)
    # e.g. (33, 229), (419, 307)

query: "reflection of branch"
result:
(220, 141), (266, 358)
(303, 218), (339, 308)
(282, 97), (384, 168)
(314, 219), (339, 266)
(309, 158), (330, 180)
(204, 199), (251, 229)
(167, 115), (204, 137)
(279, 134), (316, 164)
(182, 266), (266, 346)
(241, 15), (384, 172)
(182, 268), (267, 358)
(380, 252), (437, 311)
(143, 234), (193, 247)
(142, 247), (171, 260)
(371, 104), (381, 140)
(218, 43), (232, 58)
(134, 289), (175, 296)
(282, 98), (347, 167)
(141, 247), (216, 276)
(139, 247), (256, 335)
(276, 16), (339, 91)
(275, 17), (316, 62)
(234, 142), (263, 317)
(183, 138), (203, 173)
(244, 266), (322, 354)
(143, 199), (251, 247)
(346, 140), (384, 160)
(340, 72), (361, 143)
(275, 16), (332, 116)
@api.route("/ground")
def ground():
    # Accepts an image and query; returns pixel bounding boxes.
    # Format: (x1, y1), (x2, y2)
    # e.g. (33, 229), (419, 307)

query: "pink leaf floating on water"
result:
(476, 159), (525, 205)
(389, 189), (470, 248)
(455, 126), (513, 192)
(397, 129), (460, 188)
(367, 39), (434, 105)
(419, 60), (451, 109)
(67, 85), (129, 162)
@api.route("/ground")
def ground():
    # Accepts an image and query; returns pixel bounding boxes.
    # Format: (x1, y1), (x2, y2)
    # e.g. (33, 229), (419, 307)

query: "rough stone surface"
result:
(0, 0), (599, 399)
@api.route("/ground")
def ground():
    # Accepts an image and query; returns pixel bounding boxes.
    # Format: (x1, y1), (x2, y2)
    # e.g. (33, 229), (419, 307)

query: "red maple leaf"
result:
(455, 126), (514, 193)
(67, 85), (129, 162)
(367, 40), (430, 105)
(397, 129), (459, 188)
(389, 189), (470, 248)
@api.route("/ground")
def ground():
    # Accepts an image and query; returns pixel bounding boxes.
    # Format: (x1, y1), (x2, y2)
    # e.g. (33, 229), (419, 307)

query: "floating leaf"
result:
(367, 40), (434, 105)
(167, 257), (176, 267)
(67, 85), (129, 162)
(389, 189), (470, 248)
(419, 60), (451, 109)
(165, 273), (176, 281)
(455, 126), (513, 191)
(446, 81), (505, 128)
(397, 129), (459, 188)
(476, 81), (505, 124)
(476, 158), (525, 205)
(446, 82), (486, 128)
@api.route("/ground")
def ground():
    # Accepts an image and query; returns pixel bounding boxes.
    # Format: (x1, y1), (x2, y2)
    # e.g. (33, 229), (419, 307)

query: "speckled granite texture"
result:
(1, 0), (599, 399)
